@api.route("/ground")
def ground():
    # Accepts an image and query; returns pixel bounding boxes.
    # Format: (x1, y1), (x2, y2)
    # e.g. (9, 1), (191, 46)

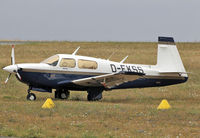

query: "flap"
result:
(72, 71), (145, 89)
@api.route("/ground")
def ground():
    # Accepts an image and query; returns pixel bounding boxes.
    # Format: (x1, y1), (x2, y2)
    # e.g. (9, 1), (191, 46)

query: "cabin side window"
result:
(41, 55), (59, 66)
(78, 59), (98, 69)
(59, 58), (76, 68)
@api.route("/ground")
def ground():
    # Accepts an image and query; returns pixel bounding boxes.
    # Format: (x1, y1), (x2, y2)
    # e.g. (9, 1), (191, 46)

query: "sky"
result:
(0, 0), (200, 42)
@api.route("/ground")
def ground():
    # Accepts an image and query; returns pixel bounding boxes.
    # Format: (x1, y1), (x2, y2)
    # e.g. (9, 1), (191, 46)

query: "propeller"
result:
(15, 67), (22, 80)
(3, 45), (21, 84)
(4, 73), (11, 84)
(11, 45), (15, 65)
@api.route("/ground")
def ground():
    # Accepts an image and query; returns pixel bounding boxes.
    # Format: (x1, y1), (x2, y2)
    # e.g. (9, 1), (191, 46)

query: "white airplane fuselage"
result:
(4, 54), (187, 91)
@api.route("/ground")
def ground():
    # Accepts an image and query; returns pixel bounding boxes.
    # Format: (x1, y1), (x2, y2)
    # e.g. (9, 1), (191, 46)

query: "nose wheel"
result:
(26, 87), (36, 101)
(27, 93), (36, 101)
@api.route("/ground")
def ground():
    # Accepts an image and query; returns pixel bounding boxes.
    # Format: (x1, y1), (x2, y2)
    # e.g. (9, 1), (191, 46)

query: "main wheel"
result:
(87, 88), (103, 101)
(26, 93), (36, 101)
(58, 90), (70, 100)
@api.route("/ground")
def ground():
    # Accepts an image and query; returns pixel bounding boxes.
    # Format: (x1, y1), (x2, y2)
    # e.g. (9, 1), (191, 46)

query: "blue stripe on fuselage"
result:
(17, 70), (188, 91)
(111, 77), (188, 89)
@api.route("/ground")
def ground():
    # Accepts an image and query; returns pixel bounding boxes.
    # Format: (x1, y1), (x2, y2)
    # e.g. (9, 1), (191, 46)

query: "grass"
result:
(0, 42), (200, 137)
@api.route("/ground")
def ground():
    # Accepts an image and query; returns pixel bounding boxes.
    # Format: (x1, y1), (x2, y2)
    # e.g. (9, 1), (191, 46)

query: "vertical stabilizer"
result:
(156, 37), (186, 74)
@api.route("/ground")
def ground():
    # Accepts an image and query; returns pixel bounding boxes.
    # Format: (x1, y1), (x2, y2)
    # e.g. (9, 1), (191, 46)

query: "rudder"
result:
(156, 37), (186, 74)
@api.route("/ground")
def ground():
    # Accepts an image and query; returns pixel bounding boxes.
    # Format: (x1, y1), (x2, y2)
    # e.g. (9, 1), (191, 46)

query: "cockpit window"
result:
(41, 55), (59, 66)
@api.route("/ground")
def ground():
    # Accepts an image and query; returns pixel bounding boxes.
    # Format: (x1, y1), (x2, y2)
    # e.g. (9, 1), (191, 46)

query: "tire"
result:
(27, 93), (36, 101)
(58, 90), (70, 100)
(87, 88), (103, 101)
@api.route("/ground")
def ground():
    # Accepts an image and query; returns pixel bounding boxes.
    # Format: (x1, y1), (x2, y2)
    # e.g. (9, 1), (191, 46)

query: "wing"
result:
(71, 71), (145, 89)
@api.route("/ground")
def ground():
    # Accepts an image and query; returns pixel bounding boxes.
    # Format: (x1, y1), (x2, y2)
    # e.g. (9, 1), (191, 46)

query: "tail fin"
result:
(156, 37), (187, 75)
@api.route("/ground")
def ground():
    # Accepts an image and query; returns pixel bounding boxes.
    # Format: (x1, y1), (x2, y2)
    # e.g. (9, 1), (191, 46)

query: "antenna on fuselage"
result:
(120, 55), (128, 63)
(72, 47), (80, 55)
(107, 52), (115, 60)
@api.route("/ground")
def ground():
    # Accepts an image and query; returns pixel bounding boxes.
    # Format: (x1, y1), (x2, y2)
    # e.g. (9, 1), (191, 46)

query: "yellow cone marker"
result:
(42, 98), (55, 109)
(157, 99), (171, 110)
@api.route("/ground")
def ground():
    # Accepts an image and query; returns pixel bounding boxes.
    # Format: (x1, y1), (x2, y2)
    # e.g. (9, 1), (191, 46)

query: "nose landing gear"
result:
(27, 93), (36, 101)
(26, 87), (36, 101)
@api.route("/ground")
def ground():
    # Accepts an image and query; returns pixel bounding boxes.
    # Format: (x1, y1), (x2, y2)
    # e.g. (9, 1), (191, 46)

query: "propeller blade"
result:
(11, 45), (15, 65)
(5, 73), (12, 84)
(16, 72), (21, 80)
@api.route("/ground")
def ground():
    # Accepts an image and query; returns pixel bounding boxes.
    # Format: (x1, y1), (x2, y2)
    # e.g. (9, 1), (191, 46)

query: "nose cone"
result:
(3, 65), (18, 73)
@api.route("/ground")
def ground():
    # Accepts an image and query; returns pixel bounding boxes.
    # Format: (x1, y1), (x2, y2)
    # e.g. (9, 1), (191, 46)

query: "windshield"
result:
(41, 55), (59, 66)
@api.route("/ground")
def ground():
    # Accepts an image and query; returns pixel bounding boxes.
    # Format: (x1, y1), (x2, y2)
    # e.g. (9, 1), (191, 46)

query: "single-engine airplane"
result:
(3, 37), (188, 101)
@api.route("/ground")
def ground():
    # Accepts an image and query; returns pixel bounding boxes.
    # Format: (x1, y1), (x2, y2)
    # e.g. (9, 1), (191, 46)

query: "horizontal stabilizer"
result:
(159, 71), (189, 74)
